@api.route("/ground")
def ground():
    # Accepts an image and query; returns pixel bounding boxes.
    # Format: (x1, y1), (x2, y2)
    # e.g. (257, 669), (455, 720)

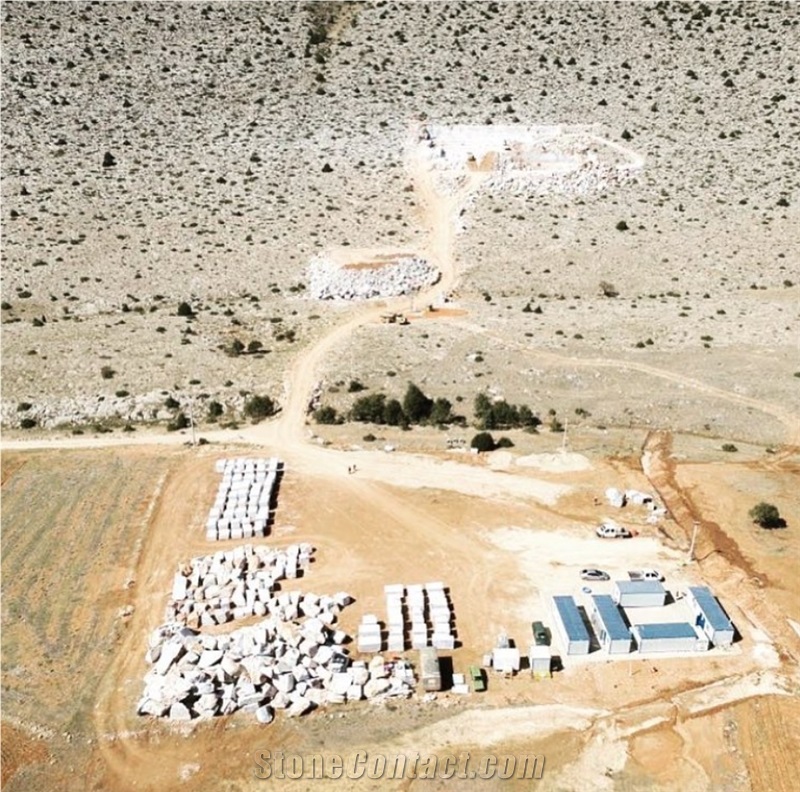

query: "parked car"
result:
(469, 665), (486, 693)
(628, 569), (663, 581)
(580, 568), (610, 581)
(531, 620), (550, 646)
(596, 522), (632, 539)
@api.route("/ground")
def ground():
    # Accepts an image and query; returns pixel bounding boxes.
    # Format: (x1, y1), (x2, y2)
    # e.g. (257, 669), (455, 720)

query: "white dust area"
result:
(488, 450), (592, 473)
(549, 723), (629, 792)
(747, 624), (781, 669)
(418, 122), (643, 197)
(672, 670), (792, 716)
(787, 619), (800, 640)
(384, 705), (605, 754)
(342, 451), (570, 506)
(515, 451), (593, 472)
(484, 525), (686, 623)
(487, 450), (515, 470)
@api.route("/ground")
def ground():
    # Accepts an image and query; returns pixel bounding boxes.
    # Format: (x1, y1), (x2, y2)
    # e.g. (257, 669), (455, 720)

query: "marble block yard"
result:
(168, 543), (314, 629)
(205, 457), (282, 541)
(140, 588), (417, 722)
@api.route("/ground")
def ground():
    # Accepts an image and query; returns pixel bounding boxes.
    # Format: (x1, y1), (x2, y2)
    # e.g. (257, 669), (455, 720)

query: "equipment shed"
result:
(631, 622), (708, 653)
(612, 580), (667, 608)
(552, 595), (591, 655)
(528, 644), (552, 678)
(589, 595), (632, 654)
(686, 586), (735, 647)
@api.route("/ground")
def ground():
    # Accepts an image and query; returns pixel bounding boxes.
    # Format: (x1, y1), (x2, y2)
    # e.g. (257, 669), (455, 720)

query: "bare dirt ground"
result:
(2, 436), (799, 791)
(3, 4), (800, 791)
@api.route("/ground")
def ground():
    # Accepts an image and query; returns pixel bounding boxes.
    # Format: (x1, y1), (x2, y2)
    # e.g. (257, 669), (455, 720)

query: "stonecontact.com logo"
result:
(254, 751), (545, 781)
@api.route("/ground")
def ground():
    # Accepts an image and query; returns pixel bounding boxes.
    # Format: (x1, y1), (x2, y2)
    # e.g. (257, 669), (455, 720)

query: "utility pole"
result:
(189, 394), (196, 446)
(687, 520), (699, 562)
(561, 415), (568, 453)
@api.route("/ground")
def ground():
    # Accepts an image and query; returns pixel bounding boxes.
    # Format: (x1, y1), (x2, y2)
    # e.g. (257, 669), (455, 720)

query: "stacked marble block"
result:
(385, 582), (455, 652)
(206, 457), (282, 541)
(356, 614), (382, 653)
(385, 584), (406, 652)
(426, 582), (456, 650)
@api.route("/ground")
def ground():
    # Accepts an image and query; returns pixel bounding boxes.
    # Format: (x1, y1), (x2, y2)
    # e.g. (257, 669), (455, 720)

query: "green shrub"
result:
(167, 412), (190, 431)
(244, 395), (276, 421)
(350, 393), (387, 423)
(403, 383), (433, 423)
(748, 502), (784, 529)
(20, 417), (37, 429)
(383, 398), (407, 427)
(471, 432), (496, 453)
(314, 405), (339, 424)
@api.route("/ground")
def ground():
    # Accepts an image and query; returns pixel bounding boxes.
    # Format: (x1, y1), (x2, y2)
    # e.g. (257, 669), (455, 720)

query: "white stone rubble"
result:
(139, 599), (415, 723)
(307, 255), (439, 301)
(166, 543), (314, 628)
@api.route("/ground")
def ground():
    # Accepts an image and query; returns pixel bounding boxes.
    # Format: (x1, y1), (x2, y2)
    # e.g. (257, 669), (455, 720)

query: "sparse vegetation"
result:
(470, 431), (496, 453)
(474, 392), (540, 431)
(244, 395), (276, 422)
(749, 502), (785, 529)
(313, 405), (340, 424)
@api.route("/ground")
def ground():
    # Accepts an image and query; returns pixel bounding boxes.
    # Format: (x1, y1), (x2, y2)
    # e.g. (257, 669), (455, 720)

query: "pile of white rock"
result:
(205, 457), (282, 540)
(138, 618), (416, 722)
(306, 255), (439, 301)
(168, 544), (314, 629)
(327, 655), (415, 705)
(138, 608), (348, 722)
(486, 160), (635, 198)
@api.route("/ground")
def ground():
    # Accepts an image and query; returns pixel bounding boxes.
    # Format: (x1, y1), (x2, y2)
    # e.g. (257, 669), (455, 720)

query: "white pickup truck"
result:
(596, 521), (632, 539)
(628, 569), (663, 581)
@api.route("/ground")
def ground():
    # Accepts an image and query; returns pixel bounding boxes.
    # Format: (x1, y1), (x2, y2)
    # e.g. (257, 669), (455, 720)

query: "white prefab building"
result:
(552, 595), (591, 655)
(612, 580), (667, 608)
(493, 647), (521, 674)
(589, 595), (632, 654)
(686, 586), (735, 647)
(631, 622), (708, 653)
(528, 644), (551, 678)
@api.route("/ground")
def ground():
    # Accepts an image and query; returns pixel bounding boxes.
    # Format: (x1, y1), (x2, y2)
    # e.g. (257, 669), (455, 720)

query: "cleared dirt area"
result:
(3, 4), (800, 791)
(2, 437), (799, 791)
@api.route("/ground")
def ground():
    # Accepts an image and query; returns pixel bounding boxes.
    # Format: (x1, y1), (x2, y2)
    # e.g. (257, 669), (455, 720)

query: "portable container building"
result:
(528, 644), (552, 678)
(589, 595), (632, 654)
(418, 647), (441, 692)
(631, 622), (707, 653)
(492, 647), (521, 674)
(686, 586), (734, 647)
(552, 595), (591, 655)
(612, 580), (667, 608)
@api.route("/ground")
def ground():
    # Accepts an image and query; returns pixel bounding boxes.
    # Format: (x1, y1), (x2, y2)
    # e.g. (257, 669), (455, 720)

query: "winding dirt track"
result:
(6, 131), (800, 790)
